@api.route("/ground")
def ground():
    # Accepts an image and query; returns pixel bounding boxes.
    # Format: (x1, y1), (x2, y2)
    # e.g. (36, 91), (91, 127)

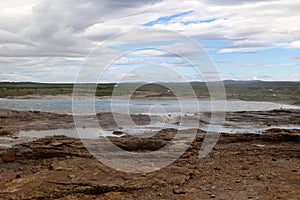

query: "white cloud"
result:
(216, 60), (299, 67)
(1, 0), (299, 57)
(0, 0), (299, 82)
(287, 41), (300, 48)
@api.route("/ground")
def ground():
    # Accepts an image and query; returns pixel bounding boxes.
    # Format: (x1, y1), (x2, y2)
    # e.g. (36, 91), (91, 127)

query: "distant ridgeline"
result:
(0, 81), (299, 101)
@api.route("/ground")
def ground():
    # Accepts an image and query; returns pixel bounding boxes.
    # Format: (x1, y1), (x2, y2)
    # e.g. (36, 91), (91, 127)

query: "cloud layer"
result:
(0, 0), (299, 82)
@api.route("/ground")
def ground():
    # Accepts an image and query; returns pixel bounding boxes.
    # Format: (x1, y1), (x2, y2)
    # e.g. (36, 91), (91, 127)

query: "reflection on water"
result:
(0, 99), (299, 115)
(19, 128), (118, 139)
(0, 98), (299, 148)
(201, 125), (300, 134)
(18, 124), (300, 139)
(1, 123), (299, 148)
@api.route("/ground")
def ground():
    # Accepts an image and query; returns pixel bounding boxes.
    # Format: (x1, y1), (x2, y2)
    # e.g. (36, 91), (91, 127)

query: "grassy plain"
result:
(0, 81), (299, 102)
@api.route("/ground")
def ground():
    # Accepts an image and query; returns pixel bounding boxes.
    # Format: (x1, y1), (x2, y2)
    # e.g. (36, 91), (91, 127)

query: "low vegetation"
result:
(0, 81), (299, 102)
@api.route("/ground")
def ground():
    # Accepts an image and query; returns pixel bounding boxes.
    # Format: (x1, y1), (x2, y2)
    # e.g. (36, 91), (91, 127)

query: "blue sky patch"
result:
(182, 18), (218, 25)
(143, 10), (193, 26)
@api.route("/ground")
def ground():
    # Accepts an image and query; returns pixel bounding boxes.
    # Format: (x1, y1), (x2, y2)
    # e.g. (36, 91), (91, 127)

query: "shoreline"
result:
(1, 94), (299, 107)
(0, 107), (299, 136)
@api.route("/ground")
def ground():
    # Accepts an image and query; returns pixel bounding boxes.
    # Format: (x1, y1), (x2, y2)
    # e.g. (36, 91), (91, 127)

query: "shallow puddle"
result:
(201, 125), (300, 134)
(1, 124), (299, 149)
(19, 128), (119, 139)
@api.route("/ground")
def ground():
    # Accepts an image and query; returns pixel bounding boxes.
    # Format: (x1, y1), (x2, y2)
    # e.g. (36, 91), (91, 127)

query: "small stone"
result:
(51, 142), (63, 147)
(68, 174), (75, 179)
(270, 172), (277, 176)
(211, 186), (217, 190)
(0, 130), (11, 136)
(210, 194), (215, 198)
(256, 174), (265, 181)
(241, 166), (249, 170)
(291, 169), (298, 173)
(173, 187), (187, 194)
(272, 158), (277, 161)
(1, 150), (16, 162)
(16, 174), (21, 179)
(112, 130), (124, 136)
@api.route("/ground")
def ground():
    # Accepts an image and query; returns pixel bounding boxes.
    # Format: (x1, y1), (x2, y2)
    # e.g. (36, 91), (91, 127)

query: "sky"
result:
(0, 0), (300, 82)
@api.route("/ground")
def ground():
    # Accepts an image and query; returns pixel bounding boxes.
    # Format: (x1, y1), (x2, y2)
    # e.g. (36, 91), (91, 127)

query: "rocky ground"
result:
(0, 109), (74, 136)
(0, 109), (299, 199)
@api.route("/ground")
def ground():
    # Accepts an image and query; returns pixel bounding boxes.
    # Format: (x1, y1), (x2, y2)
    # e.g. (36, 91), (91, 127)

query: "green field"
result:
(222, 81), (300, 101)
(0, 82), (114, 98)
(0, 81), (299, 102)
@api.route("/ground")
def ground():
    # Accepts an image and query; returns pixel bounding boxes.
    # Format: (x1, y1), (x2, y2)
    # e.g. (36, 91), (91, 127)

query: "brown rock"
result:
(1, 150), (16, 162)
(112, 130), (124, 136)
(0, 130), (11, 136)
(256, 174), (266, 181)
(173, 186), (187, 194)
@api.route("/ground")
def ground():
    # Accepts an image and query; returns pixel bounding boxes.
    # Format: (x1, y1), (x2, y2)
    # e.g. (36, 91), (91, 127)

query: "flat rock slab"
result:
(0, 130), (299, 199)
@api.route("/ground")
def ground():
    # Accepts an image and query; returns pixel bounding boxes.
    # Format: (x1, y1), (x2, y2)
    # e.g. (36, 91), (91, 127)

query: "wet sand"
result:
(0, 108), (299, 199)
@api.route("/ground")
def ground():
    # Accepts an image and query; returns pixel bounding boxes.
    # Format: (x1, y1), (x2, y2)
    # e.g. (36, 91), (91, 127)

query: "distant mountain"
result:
(222, 80), (264, 83)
